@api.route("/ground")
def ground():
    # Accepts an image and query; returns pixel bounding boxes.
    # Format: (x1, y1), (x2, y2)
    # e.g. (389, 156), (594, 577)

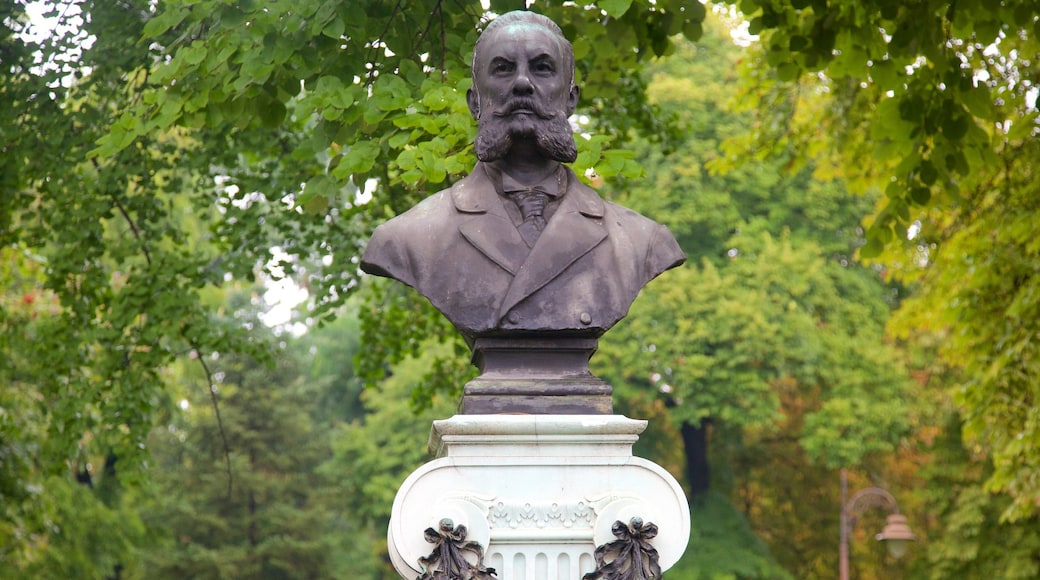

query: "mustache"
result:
(491, 98), (557, 121)
(474, 110), (577, 163)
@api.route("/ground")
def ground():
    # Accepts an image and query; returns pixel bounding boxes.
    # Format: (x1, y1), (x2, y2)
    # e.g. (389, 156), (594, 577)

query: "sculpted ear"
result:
(467, 88), (480, 120)
(566, 84), (579, 116)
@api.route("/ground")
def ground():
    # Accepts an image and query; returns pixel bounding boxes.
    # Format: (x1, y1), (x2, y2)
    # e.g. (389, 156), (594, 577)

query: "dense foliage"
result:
(716, 0), (1040, 519)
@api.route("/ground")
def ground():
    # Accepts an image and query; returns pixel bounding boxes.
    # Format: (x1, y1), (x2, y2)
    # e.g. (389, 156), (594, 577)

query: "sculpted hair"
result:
(472, 11), (575, 87)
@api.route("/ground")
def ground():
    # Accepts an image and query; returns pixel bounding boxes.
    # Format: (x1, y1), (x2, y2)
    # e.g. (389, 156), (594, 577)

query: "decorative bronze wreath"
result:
(417, 518), (497, 580)
(583, 517), (662, 580)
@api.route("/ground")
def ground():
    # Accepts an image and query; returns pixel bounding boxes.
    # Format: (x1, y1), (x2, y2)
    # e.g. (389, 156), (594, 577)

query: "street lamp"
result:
(839, 469), (916, 580)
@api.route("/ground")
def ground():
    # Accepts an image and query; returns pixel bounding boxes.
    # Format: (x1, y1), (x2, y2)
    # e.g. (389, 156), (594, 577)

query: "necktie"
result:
(513, 189), (548, 247)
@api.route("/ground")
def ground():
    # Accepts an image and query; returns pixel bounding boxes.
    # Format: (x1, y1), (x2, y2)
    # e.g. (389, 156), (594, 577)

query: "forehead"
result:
(477, 24), (564, 63)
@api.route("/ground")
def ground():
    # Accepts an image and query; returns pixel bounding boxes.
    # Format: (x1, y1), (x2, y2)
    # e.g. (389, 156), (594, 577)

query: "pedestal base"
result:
(387, 415), (691, 579)
(461, 337), (613, 414)
(461, 379), (613, 414)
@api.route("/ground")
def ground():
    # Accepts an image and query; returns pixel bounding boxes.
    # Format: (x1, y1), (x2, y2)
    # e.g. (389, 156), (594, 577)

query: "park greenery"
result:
(2, 0), (1039, 578)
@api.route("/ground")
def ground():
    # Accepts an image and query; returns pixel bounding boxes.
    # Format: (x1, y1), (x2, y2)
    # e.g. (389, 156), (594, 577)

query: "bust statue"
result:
(360, 11), (684, 413)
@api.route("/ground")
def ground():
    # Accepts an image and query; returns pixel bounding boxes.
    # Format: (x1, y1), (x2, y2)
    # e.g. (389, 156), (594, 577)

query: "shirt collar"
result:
(455, 162), (604, 219)
(484, 162), (567, 199)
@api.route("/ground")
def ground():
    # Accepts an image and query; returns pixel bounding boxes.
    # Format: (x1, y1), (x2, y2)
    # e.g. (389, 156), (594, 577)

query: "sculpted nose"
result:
(512, 72), (534, 96)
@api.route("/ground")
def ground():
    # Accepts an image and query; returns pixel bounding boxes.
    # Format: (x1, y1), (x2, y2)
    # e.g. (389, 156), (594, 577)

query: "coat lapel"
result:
(496, 171), (607, 321)
(454, 164), (527, 275)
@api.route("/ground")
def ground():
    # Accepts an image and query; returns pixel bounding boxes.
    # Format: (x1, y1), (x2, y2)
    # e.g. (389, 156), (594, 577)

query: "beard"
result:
(474, 98), (578, 163)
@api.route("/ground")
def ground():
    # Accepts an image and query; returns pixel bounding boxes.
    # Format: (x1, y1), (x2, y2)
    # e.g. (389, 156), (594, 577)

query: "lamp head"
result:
(875, 513), (916, 559)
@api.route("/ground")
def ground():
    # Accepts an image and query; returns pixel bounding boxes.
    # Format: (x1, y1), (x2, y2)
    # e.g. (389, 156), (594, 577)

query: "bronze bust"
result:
(361, 11), (685, 343)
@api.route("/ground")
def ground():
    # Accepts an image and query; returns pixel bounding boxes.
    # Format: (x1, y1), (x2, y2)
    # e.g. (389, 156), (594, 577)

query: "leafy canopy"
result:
(713, 0), (1040, 520)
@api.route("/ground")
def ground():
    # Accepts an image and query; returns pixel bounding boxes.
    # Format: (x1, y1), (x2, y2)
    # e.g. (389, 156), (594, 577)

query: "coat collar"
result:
(452, 162), (605, 218)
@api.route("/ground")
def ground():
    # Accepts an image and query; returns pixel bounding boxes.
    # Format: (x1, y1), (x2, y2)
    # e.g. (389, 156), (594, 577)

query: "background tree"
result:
(0, 246), (147, 578)
(3, 4), (269, 565)
(712, 0), (1040, 520)
(136, 297), (346, 579)
(291, 312), (367, 426)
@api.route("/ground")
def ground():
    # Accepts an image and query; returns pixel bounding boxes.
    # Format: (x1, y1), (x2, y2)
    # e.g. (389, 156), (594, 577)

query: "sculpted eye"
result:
(533, 60), (555, 74)
(491, 60), (515, 74)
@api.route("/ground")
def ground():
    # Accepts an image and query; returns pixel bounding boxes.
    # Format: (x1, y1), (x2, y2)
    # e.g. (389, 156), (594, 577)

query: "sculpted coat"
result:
(360, 162), (685, 340)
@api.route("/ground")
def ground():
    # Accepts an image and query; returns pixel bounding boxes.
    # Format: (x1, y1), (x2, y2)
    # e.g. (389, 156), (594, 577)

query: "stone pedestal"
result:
(387, 415), (691, 579)
(461, 337), (613, 415)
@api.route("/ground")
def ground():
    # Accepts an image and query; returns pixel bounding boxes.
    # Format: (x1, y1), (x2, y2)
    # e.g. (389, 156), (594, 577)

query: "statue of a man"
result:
(361, 11), (684, 343)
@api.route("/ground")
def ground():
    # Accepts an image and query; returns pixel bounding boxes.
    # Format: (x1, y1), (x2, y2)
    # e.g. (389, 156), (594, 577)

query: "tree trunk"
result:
(681, 419), (711, 501)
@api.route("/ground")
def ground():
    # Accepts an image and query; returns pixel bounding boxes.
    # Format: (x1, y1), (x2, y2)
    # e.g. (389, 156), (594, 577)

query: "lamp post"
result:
(839, 469), (916, 580)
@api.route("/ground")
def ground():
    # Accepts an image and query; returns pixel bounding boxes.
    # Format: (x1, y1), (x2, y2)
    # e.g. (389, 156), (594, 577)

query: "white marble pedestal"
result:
(387, 415), (691, 579)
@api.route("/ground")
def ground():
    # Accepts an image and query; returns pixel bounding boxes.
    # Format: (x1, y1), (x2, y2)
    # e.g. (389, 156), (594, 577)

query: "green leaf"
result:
(300, 175), (336, 213)
(869, 59), (900, 89)
(944, 150), (969, 176)
(332, 140), (380, 179)
(573, 37), (592, 60)
(960, 86), (994, 120)
(141, 8), (187, 39)
(858, 235), (884, 258)
(599, 0), (634, 19)
(910, 186), (931, 205)
(388, 131), (411, 149)
(942, 114), (969, 141)
(258, 100), (286, 128)
(776, 62), (801, 82)
(686, 1), (707, 22)
(789, 35), (809, 52)
(682, 19), (704, 41)
(748, 17), (763, 35)
(322, 16), (345, 39)
(180, 44), (206, 66)
(919, 160), (938, 185)
(421, 86), (457, 112)
(374, 75), (412, 111)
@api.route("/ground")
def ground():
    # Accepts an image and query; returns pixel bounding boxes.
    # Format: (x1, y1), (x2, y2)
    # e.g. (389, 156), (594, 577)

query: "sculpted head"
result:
(467, 11), (580, 163)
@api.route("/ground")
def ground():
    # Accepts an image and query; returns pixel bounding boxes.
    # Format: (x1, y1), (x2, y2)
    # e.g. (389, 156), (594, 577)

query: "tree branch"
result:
(92, 158), (153, 267)
(194, 346), (233, 498)
(366, 0), (407, 81)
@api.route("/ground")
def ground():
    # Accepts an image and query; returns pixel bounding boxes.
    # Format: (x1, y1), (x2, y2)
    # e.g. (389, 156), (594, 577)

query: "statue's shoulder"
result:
(393, 168), (491, 220)
(399, 187), (455, 218)
(599, 197), (663, 230)
(595, 194), (686, 272)
(361, 180), (466, 283)
(374, 181), (464, 236)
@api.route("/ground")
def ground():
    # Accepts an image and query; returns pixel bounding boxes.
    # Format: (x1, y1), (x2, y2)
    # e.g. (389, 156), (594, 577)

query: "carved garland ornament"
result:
(417, 518), (497, 580)
(583, 517), (662, 580)
(487, 500), (596, 529)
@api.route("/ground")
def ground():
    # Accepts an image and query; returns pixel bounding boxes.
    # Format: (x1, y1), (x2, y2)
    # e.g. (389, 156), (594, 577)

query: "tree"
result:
(712, 0), (1040, 519)
(598, 232), (911, 489)
(0, 246), (148, 578)
(912, 410), (1040, 579)
(596, 14), (911, 494)
(136, 331), (340, 578)
(291, 311), (367, 426)
(3, 0), (271, 545)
